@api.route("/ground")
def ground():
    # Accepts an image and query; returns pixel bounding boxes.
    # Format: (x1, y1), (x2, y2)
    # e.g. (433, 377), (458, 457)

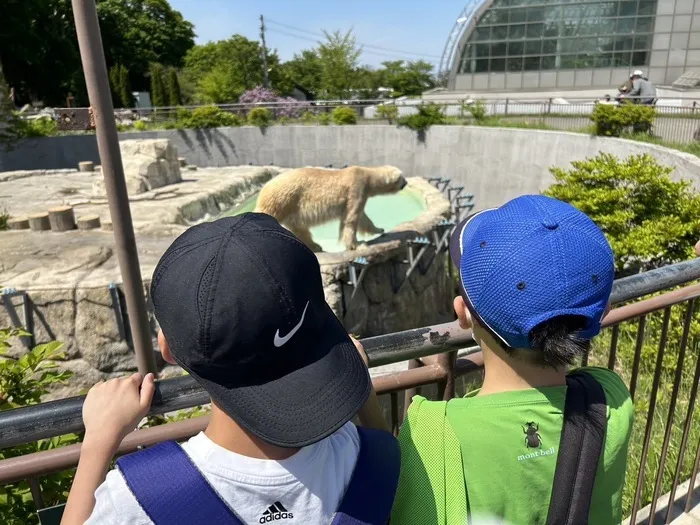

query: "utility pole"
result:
(70, 0), (157, 377)
(260, 14), (270, 89)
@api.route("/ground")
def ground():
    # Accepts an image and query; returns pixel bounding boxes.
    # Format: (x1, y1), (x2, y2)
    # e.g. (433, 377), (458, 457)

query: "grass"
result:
(588, 298), (700, 518)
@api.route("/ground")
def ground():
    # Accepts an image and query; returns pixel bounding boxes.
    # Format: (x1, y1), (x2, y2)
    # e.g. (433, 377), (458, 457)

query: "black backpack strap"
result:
(546, 371), (607, 525)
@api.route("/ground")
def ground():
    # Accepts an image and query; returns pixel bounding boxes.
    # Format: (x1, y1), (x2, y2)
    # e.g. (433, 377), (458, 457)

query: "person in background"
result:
(627, 70), (657, 105)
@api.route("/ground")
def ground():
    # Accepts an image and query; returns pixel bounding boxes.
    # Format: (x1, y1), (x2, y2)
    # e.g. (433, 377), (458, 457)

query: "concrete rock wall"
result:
(3, 126), (700, 210)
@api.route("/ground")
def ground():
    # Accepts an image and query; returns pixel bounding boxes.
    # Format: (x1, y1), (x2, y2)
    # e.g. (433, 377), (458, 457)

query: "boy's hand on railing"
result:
(350, 336), (369, 367)
(82, 373), (156, 447)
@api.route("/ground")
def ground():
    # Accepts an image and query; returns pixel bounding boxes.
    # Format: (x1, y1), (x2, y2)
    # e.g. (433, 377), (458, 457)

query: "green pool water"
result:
(223, 188), (427, 253)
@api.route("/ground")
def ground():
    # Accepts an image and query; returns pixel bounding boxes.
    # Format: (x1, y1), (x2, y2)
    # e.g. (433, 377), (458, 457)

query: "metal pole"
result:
(71, 0), (157, 376)
(260, 15), (270, 89)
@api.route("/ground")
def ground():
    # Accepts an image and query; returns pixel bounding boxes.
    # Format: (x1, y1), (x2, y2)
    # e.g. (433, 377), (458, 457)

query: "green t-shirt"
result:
(391, 367), (634, 525)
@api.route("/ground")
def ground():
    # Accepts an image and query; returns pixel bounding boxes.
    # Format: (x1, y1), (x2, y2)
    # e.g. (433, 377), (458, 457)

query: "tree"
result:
(0, 65), (19, 147)
(119, 65), (134, 108)
(280, 50), (323, 97)
(109, 65), (123, 107)
(0, 0), (83, 106)
(317, 30), (362, 99)
(150, 64), (166, 107)
(182, 35), (284, 103)
(544, 153), (700, 275)
(97, 0), (195, 90)
(0, 0), (194, 107)
(167, 69), (182, 106)
(379, 60), (435, 97)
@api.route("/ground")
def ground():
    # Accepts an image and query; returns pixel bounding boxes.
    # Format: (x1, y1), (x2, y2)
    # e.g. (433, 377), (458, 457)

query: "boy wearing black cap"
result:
(388, 195), (635, 524)
(62, 213), (392, 525)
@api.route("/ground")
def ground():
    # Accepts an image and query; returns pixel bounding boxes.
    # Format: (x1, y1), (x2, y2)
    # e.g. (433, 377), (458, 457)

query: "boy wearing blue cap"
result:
(389, 195), (634, 525)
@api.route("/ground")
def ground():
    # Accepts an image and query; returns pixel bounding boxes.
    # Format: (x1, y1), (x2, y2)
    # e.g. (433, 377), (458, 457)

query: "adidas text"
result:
(260, 502), (293, 523)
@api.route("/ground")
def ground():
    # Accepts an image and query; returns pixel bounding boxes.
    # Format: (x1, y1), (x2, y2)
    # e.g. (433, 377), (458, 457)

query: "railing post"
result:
(403, 359), (422, 417)
(436, 351), (457, 401)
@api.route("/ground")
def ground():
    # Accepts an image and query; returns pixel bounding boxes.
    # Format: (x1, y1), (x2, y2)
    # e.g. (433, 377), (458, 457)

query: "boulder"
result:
(93, 138), (182, 197)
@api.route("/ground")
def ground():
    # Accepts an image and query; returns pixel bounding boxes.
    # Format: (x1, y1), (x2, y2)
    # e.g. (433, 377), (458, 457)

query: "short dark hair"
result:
(499, 315), (591, 368)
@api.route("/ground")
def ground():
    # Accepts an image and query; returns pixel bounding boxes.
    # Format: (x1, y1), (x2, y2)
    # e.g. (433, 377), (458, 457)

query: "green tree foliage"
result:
(96, 0), (195, 90)
(0, 328), (80, 525)
(376, 104), (399, 123)
(0, 0), (83, 106)
(176, 106), (242, 128)
(377, 60), (435, 97)
(167, 69), (182, 106)
(149, 63), (166, 107)
(397, 104), (446, 133)
(464, 99), (487, 121)
(183, 36), (285, 104)
(0, 65), (20, 147)
(248, 107), (272, 128)
(318, 30), (362, 99)
(119, 65), (134, 108)
(545, 153), (700, 274)
(109, 65), (124, 108)
(331, 106), (358, 125)
(591, 103), (656, 137)
(280, 50), (323, 98)
(1, 0), (194, 106)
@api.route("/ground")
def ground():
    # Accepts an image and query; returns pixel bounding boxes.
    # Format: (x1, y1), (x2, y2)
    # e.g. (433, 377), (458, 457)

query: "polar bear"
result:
(255, 165), (407, 252)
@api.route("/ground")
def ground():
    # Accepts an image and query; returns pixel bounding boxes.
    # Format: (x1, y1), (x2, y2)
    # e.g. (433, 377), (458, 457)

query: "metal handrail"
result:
(1, 257), (698, 450)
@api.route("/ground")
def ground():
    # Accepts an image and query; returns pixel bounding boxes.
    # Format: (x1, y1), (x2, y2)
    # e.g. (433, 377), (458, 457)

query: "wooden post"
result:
(28, 213), (51, 231)
(8, 218), (30, 230)
(77, 215), (101, 230)
(48, 206), (77, 232)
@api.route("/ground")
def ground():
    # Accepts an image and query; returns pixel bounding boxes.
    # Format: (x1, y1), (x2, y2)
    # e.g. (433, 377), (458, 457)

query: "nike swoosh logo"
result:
(274, 301), (309, 347)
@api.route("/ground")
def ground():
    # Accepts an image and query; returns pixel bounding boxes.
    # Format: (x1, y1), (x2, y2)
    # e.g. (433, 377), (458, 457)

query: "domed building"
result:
(438, 0), (700, 92)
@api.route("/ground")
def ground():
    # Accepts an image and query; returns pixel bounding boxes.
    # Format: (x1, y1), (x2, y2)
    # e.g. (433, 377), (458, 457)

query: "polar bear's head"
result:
(368, 165), (407, 196)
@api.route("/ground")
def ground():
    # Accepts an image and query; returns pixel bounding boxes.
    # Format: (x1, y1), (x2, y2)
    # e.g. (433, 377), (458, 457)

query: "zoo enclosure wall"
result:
(0, 257), (699, 522)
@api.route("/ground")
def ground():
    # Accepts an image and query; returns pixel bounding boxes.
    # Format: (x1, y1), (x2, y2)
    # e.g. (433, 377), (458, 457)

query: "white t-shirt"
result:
(85, 422), (360, 524)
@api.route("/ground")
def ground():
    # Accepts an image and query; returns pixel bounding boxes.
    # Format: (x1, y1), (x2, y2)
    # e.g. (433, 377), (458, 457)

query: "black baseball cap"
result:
(151, 213), (371, 448)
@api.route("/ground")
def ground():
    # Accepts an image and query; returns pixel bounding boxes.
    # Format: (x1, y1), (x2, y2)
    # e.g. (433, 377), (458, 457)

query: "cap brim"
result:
(190, 303), (371, 448)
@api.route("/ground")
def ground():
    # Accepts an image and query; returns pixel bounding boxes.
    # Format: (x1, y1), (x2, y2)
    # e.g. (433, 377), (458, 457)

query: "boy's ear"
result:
(158, 329), (177, 365)
(453, 296), (473, 330)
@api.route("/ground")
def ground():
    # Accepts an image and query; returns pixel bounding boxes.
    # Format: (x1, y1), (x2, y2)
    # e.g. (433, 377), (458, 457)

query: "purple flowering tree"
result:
(238, 87), (310, 119)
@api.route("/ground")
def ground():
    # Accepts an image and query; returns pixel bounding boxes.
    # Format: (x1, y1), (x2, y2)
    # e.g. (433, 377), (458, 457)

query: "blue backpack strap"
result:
(115, 440), (243, 525)
(332, 426), (401, 525)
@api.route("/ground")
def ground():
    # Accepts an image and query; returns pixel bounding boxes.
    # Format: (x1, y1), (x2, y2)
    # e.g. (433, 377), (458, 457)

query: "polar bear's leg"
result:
(340, 196), (366, 251)
(358, 212), (384, 235)
(289, 226), (323, 253)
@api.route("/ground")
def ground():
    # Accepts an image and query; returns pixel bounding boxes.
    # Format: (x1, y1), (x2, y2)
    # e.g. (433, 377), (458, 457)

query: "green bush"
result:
(300, 111), (317, 124)
(248, 107), (272, 128)
(376, 104), (399, 123)
(397, 103), (446, 133)
(464, 99), (487, 122)
(591, 103), (656, 137)
(177, 106), (242, 129)
(133, 120), (148, 131)
(318, 113), (332, 126)
(0, 209), (8, 231)
(331, 106), (357, 125)
(14, 117), (57, 138)
(0, 328), (80, 525)
(545, 152), (700, 275)
(278, 116), (291, 125)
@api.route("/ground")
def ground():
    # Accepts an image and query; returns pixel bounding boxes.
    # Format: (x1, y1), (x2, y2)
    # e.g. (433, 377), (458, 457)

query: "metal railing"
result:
(31, 96), (700, 145)
(1, 257), (700, 522)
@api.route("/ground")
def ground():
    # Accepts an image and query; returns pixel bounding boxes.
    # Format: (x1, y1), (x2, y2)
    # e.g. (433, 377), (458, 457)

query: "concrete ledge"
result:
(3, 126), (700, 210)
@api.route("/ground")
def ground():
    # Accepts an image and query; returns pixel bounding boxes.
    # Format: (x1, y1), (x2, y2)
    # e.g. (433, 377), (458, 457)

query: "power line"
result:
(266, 27), (439, 64)
(265, 18), (441, 60)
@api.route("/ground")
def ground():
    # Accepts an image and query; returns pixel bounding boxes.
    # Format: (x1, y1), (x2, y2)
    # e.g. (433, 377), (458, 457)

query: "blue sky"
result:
(168, 0), (462, 69)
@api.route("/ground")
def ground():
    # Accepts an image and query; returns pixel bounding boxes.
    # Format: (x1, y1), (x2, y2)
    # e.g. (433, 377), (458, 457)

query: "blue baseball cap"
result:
(449, 195), (614, 349)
